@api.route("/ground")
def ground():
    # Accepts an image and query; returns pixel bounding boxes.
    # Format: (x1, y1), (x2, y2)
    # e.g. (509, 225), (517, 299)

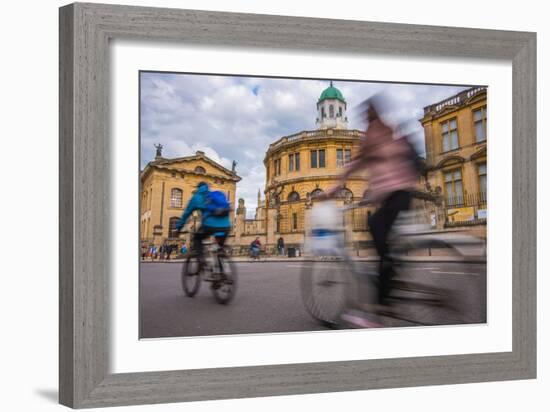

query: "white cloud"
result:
(141, 72), (470, 211)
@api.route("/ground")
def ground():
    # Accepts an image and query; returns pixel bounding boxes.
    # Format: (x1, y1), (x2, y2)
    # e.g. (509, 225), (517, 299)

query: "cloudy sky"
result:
(140, 72), (472, 216)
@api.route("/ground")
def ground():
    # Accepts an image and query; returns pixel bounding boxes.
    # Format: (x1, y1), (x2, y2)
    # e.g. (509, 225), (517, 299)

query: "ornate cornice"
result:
(141, 152), (241, 182)
(435, 155), (466, 169)
(141, 163), (241, 183)
(420, 86), (487, 123)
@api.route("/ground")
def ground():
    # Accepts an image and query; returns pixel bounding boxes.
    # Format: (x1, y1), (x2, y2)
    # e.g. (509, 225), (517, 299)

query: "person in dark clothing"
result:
(277, 237), (285, 256)
(367, 190), (411, 303)
(250, 237), (261, 260)
(322, 98), (419, 325)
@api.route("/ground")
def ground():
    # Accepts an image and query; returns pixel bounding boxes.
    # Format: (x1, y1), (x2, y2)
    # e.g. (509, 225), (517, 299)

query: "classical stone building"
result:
(140, 84), (487, 256)
(140, 147), (240, 248)
(420, 86), (487, 231)
(231, 82), (373, 254)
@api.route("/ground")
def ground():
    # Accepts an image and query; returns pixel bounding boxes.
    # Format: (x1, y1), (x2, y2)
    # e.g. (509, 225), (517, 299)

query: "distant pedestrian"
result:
(277, 237), (285, 256)
(250, 237), (261, 260)
(141, 244), (148, 260)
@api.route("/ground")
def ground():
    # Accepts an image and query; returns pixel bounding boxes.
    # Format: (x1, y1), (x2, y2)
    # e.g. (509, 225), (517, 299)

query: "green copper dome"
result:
(318, 82), (346, 103)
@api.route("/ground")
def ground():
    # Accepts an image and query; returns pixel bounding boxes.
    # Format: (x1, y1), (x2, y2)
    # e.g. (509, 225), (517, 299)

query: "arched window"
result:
(337, 188), (353, 203)
(287, 191), (300, 202)
(170, 188), (183, 208)
(338, 107), (343, 117)
(329, 105), (334, 118)
(194, 166), (206, 174)
(310, 188), (324, 199)
(169, 217), (180, 238)
(321, 106), (326, 118)
(337, 188), (353, 199)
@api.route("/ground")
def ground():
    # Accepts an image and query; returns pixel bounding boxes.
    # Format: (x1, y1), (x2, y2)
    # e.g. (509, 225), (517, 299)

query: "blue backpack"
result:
(204, 190), (231, 217)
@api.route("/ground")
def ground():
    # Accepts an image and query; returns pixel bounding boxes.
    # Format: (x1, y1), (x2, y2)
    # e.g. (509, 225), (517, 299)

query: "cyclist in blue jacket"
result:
(175, 182), (231, 263)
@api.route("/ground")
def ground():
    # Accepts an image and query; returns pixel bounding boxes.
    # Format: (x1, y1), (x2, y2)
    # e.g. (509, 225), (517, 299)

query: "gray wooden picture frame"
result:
(59, 2), (536, 408)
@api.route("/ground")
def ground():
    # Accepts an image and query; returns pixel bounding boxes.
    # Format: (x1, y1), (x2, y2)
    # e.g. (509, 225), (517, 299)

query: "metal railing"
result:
(424, 86), (487, 115)
(444, 192), (487, 226)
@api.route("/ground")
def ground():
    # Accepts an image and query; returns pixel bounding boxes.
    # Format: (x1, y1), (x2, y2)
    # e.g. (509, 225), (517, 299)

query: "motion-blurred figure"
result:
(175, 182), (231, 266)
(324, 94), (421, 311)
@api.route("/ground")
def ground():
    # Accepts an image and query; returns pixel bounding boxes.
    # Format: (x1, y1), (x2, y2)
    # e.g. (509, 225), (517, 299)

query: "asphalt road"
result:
(139, 261), (486, 339)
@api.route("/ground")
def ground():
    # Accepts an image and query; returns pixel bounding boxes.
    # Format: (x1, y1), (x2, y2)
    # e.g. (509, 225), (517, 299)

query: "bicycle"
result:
(181, 235), (238, 304)
(300, 201), (486, 329)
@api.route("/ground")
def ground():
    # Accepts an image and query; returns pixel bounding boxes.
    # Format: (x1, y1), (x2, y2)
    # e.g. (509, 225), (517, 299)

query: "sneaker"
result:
(341, 310), (383, 328)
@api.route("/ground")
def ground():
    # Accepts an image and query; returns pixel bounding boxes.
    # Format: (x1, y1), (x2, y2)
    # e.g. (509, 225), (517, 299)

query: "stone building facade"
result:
(140, 149), (240, 248)
(140, 84), (487, 255)
(230, 83), (373, 254)
(420, 86), (487, 233)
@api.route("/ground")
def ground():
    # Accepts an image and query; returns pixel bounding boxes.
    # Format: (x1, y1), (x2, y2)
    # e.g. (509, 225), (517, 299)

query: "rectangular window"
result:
(274, 158), (281, 176)
(345, 149), (351, 164)
(170, 189), (182, 208)
(478, 163), (487, 201)
(310, 150), (318, 168)
(337, 149), (343, 167)
(292, 212), (298, 230)
(473, 106), (487, 142)
(441, 118), (459, 152)
(289, 154), (294, 171)
(444, 169), (464, 206)
(319, 149), (326, 168)
(310, 150), (326, 168)
(169, 217), (179, 238)
(295, 152), (300, 171)
(337, 148), (352, 167)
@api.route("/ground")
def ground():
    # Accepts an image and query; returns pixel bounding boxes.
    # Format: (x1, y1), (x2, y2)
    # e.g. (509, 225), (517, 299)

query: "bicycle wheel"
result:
(211, 254), (237, 304)
(300, 258), (354, 328)
(386, 241), (483, 327)
(181, 255), (202, 297)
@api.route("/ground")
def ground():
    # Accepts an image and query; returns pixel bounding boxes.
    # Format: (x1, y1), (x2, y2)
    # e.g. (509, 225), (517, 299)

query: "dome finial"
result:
(330, 80), (333, 87)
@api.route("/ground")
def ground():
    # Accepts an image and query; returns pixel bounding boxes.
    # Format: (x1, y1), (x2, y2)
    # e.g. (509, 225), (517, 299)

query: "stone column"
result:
(266, 208), (278, 246)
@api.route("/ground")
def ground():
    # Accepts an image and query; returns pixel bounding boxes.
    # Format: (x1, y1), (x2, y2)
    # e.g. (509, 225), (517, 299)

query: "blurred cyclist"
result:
(175, 181), (231, 265)
(323, 96), (420, 311)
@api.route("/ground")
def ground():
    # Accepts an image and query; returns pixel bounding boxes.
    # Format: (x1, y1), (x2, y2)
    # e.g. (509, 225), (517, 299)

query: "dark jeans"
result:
(368, 190), (411, 304)
(192, 226), (229, 260)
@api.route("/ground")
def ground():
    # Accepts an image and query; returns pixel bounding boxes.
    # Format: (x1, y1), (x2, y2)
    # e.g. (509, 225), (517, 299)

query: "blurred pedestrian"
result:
(250, 237), (261, 260)
(323, 95), (419, 322)
(141, 244), (148, 260)
(277, 236), (285, 256)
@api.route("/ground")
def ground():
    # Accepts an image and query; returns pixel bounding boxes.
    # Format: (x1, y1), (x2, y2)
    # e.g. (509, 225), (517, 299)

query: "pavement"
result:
(140, 260), (487, 339)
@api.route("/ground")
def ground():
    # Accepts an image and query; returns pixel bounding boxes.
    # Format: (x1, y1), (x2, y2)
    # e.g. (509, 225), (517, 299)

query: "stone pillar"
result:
(233, 198), (247, 253)
(343, 201), (354, 247)
(266, 208), (278, 246)
(152, 225), (163, 247)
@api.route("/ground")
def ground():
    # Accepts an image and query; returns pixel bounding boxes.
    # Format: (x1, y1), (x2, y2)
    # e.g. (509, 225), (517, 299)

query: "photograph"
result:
(139, 72), (488, 338)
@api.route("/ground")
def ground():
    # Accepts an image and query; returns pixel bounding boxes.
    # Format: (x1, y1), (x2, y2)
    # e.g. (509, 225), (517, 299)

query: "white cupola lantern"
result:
(316, 81), (348, 130)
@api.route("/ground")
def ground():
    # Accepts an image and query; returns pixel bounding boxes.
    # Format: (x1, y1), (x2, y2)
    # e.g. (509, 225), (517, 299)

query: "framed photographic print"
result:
(59, 2), (536, 408)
